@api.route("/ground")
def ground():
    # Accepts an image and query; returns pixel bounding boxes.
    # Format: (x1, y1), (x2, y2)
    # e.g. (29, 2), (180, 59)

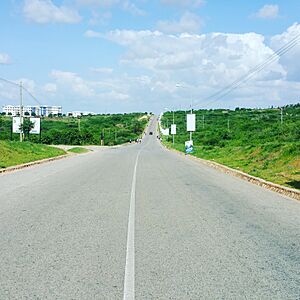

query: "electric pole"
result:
(227, 118), (230, 132)
(202, 114), (205, 129)
(281, 107), (283, 125)
(19, 81), (23, 142)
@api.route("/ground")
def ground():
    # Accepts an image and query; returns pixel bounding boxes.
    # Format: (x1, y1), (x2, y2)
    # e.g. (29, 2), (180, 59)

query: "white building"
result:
(2, 105), (62, 117)
(67, 111), (96, 117)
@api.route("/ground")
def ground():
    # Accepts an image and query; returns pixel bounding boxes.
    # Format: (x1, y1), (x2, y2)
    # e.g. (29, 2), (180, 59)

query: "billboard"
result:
(187, 114), (196, 131)
(12, 117), (21, 133)
(12, 117), (40, 134)
(171, 124), (176, 135)
(30, 117), (41, 134)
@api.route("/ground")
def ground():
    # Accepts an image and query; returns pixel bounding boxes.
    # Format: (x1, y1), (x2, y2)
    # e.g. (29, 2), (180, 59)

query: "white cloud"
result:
(84, 30), (102, 38)
(254, 4), (279, 19)
(157, 11), (203, 34)
(161, 0), (205, 8)
(23, 0), (82, 24)
(0, 53), (11, 64)
(88, 11), (112, 26)
(76, 0), (119, 7)
(43, 83), (57, 93)
(122, 0), (146, 16)
(51, 70), (95, 97)
(98, 26), (300, 110)
(270, 22), (300, 81)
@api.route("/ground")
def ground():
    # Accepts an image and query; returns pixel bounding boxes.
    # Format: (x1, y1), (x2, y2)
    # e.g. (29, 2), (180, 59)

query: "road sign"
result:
(30, 117), (40, 134)
(185, 140), (193, 154)
(171, 124), (176, 135)
(187, 114), (196, 131)
(12, 117), (21, 133)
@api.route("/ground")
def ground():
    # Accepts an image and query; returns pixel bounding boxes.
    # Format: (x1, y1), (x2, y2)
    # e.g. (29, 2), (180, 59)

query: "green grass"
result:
(68, 147), (90, 154)
(0, 141), (66, 169)
(161, 104), (300, 190)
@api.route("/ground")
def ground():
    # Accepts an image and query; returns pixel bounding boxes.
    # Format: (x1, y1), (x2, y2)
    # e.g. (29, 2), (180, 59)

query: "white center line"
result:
(123, 150), (141, 300)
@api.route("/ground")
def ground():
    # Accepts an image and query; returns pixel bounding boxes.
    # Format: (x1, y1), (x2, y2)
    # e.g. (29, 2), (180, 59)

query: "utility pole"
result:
(280, 107), (283, 125)
(19, 81), (23, 142)
(172, 110), (175, 145)
(190, 105), (193, 141)
(227, 118), (230, 132)
(202, 114), (205, 129)
(78, 117), (81, 131)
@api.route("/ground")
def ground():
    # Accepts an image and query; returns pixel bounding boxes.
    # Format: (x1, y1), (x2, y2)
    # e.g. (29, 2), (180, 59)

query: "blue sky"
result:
(0, 0), (300, 113)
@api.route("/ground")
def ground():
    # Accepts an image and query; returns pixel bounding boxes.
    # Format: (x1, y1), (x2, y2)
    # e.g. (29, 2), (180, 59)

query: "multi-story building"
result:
(2, 105), (62, 117)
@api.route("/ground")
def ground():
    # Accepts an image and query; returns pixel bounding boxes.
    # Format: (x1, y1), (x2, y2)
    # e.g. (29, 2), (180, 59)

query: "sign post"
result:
(171, 124), (176, 145)
(186, 112), (196, 154)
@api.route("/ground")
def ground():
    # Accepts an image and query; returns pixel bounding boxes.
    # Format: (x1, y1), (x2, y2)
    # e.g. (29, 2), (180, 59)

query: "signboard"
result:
(187, 114), (196, 131)
(12, 117), (21, 133)
(30, 117), (41, 134)
(185, 140), (193, 154)
(171, 124), (176, 135)
(162, 128), (169, 136)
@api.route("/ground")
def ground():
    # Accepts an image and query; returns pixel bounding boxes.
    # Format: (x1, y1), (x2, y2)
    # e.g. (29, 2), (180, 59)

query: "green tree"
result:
(20, 118), (35, 141)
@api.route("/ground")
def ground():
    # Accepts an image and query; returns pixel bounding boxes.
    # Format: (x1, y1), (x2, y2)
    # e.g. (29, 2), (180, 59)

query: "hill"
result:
(161, 104), (300, 190)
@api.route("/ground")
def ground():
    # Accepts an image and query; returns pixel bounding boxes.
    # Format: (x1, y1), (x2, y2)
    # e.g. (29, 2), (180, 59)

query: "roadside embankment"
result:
(162, 141), (300, 201)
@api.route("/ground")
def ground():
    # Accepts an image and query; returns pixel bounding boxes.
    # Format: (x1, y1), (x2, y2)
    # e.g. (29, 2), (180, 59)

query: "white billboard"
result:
(171, 124), (176, 135)
(161, 128), (169, 136)
(30, 117), (41, 134)
(12, 117), (21, 133)
(187, 114), (196, 131)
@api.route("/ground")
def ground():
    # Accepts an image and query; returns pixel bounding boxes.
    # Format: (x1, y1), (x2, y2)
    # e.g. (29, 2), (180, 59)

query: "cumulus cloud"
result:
(157, 11), (203, 34)
(97, 25), (300, 109)
(161, 0), (205, 8)
(254, 4), (279, 19)
(43, 83), (57, 93)
(50, 69), (130, 103)
(0, 53), (11, 64)
(23, 0), (82, 24)
(270, 22), (300, 81)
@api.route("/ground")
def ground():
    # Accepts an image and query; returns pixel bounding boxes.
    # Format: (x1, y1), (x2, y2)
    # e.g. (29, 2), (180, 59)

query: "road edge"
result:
(161, 143), (300, 201)
(0, 153), (71, 175)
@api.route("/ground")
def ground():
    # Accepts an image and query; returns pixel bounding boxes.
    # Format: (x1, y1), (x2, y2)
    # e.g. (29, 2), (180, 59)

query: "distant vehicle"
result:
(149, 131), (153, 135)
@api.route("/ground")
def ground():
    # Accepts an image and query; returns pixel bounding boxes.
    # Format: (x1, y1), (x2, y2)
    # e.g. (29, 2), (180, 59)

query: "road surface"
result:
(0, 118), (299, 299)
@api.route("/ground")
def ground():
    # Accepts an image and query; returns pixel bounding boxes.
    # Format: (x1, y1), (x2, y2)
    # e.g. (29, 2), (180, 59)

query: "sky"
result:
(0, 0), (300, 113)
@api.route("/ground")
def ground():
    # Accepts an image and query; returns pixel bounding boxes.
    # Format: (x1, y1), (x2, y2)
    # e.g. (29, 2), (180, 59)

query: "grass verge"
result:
(0, 141), (66, 169)
(68, 147), (90, 154)
(164, 140), (300, 190)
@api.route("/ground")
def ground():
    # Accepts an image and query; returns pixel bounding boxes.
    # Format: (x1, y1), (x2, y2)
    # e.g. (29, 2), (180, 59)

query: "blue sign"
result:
(185, 140), (193, 154)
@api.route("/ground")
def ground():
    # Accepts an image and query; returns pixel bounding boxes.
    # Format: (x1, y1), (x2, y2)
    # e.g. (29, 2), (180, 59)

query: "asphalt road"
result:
(0, 118), (299, 299)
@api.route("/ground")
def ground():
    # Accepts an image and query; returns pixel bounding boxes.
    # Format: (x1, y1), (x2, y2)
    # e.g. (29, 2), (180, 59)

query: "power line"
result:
(193, 33), (300, 109)
(0, 76), (19, 87)
(0, 76), (42, 106)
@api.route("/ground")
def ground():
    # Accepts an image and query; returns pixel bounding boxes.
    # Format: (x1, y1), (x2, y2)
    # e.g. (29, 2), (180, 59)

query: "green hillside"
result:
(161, 104), (300, 189)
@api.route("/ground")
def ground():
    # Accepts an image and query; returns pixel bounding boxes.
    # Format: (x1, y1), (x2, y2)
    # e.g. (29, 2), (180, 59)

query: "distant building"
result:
(2, 105), (62, 117)
(67, 111), (96, 117)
